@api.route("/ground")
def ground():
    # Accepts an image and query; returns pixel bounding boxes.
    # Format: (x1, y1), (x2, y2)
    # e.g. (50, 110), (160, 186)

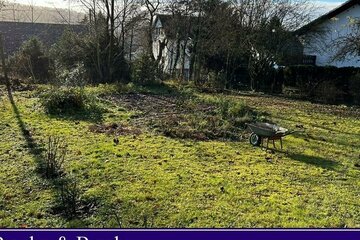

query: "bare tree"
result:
(23, 0), (42, 23)
(233, 0), (315, 91)
(143, 0), (161, 58)
(331, 17), (360, 62)
(76, 0), (144, 82)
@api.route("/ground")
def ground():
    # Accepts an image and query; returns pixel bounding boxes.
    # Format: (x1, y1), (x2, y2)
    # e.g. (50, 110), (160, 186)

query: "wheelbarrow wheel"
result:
(249, 133), (262, 146)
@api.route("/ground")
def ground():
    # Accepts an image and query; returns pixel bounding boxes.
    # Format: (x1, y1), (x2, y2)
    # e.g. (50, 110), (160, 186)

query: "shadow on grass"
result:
(135, 82), (181, 95)
(6, 86), (96, 223)
(6, 85), (43, 157)
(47, 106), (105, 123)
(270, 115), (360, 150)
(287, 152), (339, 171)
(119, 81), (196, 100)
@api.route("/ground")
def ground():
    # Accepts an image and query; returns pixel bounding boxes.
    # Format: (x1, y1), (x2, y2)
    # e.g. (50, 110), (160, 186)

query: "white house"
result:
(152, 14), (192, 79)
(297, 0), (360, 67)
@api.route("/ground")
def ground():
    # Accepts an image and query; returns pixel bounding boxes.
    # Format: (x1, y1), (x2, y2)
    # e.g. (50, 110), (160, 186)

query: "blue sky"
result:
(316, 0), (346, 13)
(8, 0), (349, 13)
(317, 0), (346, 7)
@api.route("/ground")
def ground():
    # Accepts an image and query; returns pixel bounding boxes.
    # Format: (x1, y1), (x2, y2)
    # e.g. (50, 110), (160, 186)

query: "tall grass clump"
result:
(40, 136), (67, 179)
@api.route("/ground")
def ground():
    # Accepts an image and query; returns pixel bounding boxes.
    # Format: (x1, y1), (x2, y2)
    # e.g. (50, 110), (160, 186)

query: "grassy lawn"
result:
(0, 83), (360, 228)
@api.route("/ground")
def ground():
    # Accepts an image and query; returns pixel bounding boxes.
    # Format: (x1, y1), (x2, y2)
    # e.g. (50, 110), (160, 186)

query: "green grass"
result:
(0, 84), (360, 228)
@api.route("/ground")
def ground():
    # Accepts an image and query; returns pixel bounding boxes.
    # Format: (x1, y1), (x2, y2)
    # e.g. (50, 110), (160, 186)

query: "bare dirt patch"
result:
(89, 123), (141, 136)
(104, 93), (213, 125)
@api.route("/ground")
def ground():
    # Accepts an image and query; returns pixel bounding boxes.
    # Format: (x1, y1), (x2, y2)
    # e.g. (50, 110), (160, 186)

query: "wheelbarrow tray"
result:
(246, 122), (289, 138)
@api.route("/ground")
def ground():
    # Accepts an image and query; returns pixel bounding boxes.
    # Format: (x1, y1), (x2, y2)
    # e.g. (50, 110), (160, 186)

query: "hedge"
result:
(282, 65), (360, 104)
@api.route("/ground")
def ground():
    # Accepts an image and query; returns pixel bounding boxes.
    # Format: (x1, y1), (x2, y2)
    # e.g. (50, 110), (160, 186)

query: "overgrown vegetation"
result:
(5, 0), (360, 106)
(154, 96), (259, 141)
(40, 87), (87, 114)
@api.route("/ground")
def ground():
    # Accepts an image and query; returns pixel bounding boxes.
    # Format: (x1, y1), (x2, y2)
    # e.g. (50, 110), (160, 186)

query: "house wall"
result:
(152, 19), (166, 64)
(303, 4), (360, 67)
(152, 17), (191, 79)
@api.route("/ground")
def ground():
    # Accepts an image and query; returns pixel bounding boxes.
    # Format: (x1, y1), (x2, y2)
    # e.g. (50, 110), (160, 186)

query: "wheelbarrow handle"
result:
(283, 130), (304, 136)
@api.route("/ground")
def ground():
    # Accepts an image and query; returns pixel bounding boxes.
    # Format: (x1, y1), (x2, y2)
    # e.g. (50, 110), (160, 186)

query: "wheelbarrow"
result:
(246, 122), (298, 149)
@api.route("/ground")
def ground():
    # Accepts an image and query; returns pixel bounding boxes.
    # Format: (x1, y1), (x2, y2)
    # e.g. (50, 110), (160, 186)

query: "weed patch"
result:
(39, 136), (67, 179)
(155, 96), (260, 141)
(104, 93), (260, 141)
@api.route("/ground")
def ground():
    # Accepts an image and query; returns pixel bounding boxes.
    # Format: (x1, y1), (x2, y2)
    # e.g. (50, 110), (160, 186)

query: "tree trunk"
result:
(181, 39), (188, 81)
(108, 0), (115, 83)
(0, 33), (10, 87)
(172, 38), (181, 77)
(156, 39), (168, 64)
(129, 29), (134, 62)
(148, 13), (155, 60)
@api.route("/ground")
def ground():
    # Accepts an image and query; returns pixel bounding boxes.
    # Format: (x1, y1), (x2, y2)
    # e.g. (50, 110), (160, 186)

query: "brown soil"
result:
(89, 123), (141, 136)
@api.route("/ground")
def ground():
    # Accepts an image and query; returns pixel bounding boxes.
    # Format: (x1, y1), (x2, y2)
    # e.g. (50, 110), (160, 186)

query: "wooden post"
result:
(0, 33), (10, 87)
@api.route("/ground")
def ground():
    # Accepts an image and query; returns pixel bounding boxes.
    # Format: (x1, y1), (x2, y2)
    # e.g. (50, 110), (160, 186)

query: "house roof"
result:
(296, 0), (360, 35)
(154, 14), (198, 39)
(154, 14), (173, 28)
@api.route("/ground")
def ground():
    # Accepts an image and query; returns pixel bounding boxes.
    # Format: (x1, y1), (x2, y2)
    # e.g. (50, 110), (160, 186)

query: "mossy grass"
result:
(0, 83), (360, 228)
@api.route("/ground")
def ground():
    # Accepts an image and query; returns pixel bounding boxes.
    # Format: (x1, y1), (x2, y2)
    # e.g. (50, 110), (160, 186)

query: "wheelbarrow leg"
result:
(280, 138), (283, 150)
(266, 138), (269, 149)
(273, 140), (276, 149)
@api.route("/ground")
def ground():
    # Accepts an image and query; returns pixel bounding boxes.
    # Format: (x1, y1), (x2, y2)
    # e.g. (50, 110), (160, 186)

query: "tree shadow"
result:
(287, 152), (340, 171)
(6, 84), (44, 158)
(269, 115), (360, 149)
(6, 85), (97, 223)
(46, 106), (105, 123)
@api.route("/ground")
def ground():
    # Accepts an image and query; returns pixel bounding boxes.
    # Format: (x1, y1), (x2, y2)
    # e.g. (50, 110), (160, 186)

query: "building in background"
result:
(297, 0), (360, 67)
(152, 14), (193, 80)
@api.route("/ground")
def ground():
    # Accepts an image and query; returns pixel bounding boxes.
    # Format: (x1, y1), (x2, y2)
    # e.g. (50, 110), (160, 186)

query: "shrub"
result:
(9, 37), (53, 83)
(50, 29), (84, 69)
(51, 22), (130, 84)
(40, 87), (87, 114)
(214, 96), (252, 119)
(132, 54), (161, 85)
(205, 71), (227, 90)
(313, 81), (345, 104)
(40, 87), (104, 122)
(282, 65), (360, 104)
